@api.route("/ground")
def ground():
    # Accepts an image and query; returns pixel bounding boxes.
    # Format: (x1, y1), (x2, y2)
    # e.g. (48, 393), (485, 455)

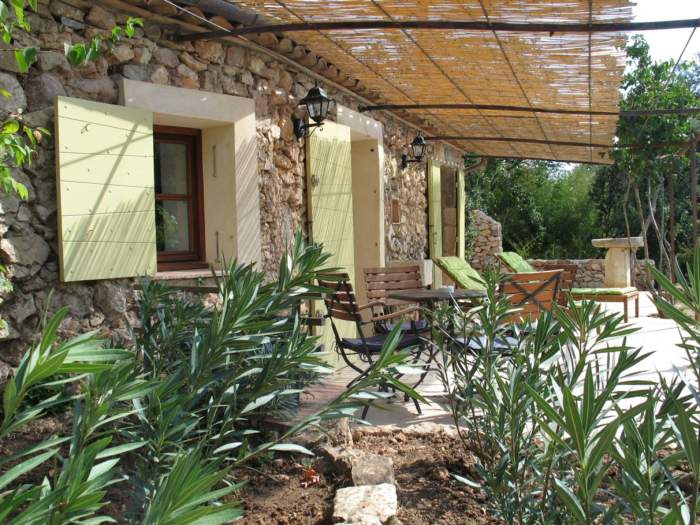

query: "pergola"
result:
(107, 0), (700, 164)
(188, 0), (639, 164)
(105, 0), (700, 249)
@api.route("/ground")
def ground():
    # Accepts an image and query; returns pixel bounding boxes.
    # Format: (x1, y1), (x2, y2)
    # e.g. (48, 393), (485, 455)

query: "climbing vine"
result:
(0, 0), (141, 329)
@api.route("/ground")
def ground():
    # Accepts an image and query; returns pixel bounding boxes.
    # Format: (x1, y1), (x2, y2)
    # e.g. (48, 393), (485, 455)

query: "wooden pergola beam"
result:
(357, 103), (700, 117)
(175, 18), (700, 42)
(428, 136), (690, 149)
(461, 154), (610, 165)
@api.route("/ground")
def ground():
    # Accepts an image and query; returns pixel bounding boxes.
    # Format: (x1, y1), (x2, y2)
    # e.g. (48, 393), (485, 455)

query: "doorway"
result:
(306, 110), (384, 362)
(428, 160), (466, 287)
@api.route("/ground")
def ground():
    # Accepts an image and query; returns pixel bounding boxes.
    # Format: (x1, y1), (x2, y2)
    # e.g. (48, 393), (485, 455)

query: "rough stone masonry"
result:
(0, 1), (469, 378)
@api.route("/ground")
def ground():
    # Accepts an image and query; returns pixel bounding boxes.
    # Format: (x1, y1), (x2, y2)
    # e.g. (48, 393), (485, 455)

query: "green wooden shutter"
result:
(55, 96), (156, 282)
(306, 120), (354, 363)
(428, 160), (443, 287)
(457, 169), (466, 260)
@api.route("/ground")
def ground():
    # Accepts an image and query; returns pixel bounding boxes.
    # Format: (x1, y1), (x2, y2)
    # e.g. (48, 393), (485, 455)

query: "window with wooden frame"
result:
(153, 125), (206, 271)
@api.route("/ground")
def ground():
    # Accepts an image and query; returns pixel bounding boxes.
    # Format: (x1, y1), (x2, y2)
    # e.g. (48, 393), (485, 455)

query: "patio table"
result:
(388, 288), (486, 309)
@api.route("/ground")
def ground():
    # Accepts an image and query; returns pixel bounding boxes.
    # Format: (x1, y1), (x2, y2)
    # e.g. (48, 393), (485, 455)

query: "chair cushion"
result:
(436, 256), (486, 291)
(570, 287), (637, 296)
(456, 334), (518, 353)
(498, 252), (536, 273)
(381, 319), (430, 333)
(341, 332), (422, 353)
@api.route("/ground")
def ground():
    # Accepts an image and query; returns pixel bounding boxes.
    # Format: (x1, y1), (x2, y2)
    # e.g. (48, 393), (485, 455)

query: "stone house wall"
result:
(0, 1), (462, 377)
(468, 210), (503, 271)
(529, 258), (654, 289)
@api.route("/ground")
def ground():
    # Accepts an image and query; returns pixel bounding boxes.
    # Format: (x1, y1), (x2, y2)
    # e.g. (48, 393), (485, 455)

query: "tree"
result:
(465, 159), (599, 259)
(590, 35), (700, 275)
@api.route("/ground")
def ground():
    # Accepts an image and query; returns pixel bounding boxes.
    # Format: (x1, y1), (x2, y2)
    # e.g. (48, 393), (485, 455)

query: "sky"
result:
(632, 0), (700, 62)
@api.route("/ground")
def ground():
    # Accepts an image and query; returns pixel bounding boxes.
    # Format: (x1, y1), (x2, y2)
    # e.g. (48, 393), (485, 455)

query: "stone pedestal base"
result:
(604, 248), (632, 288)
(591, 237), (644, 288)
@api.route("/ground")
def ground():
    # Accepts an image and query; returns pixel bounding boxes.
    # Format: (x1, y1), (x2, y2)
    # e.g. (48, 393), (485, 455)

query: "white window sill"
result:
(154, 268), (225, 281)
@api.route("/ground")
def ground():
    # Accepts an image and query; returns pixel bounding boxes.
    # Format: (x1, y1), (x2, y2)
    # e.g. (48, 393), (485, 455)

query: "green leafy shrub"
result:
(434, 269), (696, 524)
(0, 234), (418, 523)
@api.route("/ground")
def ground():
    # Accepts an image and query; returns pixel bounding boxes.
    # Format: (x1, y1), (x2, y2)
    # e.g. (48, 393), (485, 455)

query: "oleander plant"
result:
(0, 233), (417, 524)
(433, 258), (700, 525)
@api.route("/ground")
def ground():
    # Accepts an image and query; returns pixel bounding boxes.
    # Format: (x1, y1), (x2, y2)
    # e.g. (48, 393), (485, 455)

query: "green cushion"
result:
(497, 252), (536, 273)
(436, 256), (486, 291)
(570, 287), (637, 296)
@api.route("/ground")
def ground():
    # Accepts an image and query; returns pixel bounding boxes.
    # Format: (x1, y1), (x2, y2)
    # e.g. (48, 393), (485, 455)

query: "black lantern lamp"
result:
(293, 85), (333, 139)
(401, 133), (427, 169)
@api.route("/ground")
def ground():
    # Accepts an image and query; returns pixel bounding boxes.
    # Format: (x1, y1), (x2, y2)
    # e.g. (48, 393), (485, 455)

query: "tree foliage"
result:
(590, 36), (699, 271)
(466, 37), (700, 270)
(466, 160), (599, 259)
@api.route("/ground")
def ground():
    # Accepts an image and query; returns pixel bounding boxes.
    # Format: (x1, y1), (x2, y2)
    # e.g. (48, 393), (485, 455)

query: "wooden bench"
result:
(569, 287), (639, 322)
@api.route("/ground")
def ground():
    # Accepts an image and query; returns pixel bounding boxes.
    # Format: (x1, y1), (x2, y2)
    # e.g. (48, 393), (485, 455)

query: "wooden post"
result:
(692, 133), (698, 246)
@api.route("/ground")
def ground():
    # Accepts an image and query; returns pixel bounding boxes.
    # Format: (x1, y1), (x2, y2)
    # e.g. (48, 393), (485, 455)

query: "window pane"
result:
(156, 200), (190, 252)
(155, 142), (188, 195)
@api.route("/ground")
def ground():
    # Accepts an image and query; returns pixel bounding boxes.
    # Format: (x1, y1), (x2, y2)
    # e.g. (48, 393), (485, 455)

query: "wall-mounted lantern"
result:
(293, 85), (333, 139)
(401, 133), (427, 169)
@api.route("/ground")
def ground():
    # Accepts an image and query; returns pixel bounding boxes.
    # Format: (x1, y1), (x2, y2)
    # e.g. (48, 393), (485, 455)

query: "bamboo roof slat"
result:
(233, 0), (634, 163)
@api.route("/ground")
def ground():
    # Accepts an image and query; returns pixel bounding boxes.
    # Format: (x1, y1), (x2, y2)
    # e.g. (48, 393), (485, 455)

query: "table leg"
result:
(623, 299), (629, 323)
(635, 295), (640, 318)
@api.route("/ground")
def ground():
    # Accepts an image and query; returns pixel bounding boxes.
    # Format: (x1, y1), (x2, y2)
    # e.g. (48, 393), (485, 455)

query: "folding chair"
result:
(501, 269), (563, 322)
(362, 265), (429, 333)
(318, 273), (434, 416)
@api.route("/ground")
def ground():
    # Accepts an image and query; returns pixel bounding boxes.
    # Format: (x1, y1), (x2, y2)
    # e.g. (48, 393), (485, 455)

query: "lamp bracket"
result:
(401, 153), (424, 170)
(293, 116), (323, 139)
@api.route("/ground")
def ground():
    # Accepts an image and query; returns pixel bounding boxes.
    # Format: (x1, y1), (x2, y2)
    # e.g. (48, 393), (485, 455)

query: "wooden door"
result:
(428, 160), (443, 287)
(306, 121), (355, 361)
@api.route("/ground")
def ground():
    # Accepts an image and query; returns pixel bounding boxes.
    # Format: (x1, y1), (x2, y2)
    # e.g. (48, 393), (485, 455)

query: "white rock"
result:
(333, 484), (397, 525)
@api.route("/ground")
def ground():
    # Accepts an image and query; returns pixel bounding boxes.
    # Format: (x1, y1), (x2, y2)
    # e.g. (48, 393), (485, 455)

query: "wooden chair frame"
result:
(531, 262), (578, 306)
(318, 273), (433, 416)
(501, 270), (563, 321)
(362, 265), (426, 332)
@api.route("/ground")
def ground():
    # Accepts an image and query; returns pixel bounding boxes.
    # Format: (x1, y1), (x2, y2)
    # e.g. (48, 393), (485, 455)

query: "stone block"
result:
(350, 453), (395, 486)
(333, 484), (397, 525)
(25, 73), (66, 111)
(37, 50), (70, 72)
(194, 40), (224, 64)
(0, 72), (26, 114)
(150, 65), (169, 85)
(153, 46), (179, 68)
(86, 5), (115, 30)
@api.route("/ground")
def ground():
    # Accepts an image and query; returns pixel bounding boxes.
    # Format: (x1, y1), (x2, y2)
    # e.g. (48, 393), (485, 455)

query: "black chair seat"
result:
(378, 318), (430, 333)
(341, 332), (422, 353)
(456, 334), (518, 354)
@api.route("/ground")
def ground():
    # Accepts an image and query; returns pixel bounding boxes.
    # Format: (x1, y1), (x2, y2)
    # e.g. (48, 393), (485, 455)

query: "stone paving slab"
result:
(298, 292), (688, 428)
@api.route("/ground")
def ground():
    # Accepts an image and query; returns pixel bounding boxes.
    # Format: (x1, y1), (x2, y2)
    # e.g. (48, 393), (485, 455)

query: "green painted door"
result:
(306, 121), (355, 362)
(428, 160), (443, 287)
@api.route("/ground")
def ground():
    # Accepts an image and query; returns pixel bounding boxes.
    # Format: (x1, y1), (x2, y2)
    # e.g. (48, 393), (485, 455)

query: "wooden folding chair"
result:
(501, 270), (563, 322)
(317, 273), (433, 416)
(531, 262), (578, 306)
(362, 265), (428, 333)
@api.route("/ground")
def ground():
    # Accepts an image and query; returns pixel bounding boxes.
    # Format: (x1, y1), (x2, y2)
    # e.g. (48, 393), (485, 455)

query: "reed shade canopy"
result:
(233, 0), (634, 164)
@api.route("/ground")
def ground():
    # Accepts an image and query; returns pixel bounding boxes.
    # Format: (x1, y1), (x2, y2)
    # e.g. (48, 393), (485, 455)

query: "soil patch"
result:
(239, 427), (493, 524)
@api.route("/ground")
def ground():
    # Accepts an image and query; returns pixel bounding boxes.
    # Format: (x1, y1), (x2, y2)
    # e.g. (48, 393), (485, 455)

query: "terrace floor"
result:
(297, 292), (690, 428)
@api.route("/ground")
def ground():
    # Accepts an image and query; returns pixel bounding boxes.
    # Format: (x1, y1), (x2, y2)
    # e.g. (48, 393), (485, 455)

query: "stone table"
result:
(591, 237), (644, 287)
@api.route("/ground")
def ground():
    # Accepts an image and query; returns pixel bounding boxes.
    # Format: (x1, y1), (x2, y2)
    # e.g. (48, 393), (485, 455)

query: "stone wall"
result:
(529, 258), (654, 289)
(0, 1), (462, 374)
(468, 210), (502, 270)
